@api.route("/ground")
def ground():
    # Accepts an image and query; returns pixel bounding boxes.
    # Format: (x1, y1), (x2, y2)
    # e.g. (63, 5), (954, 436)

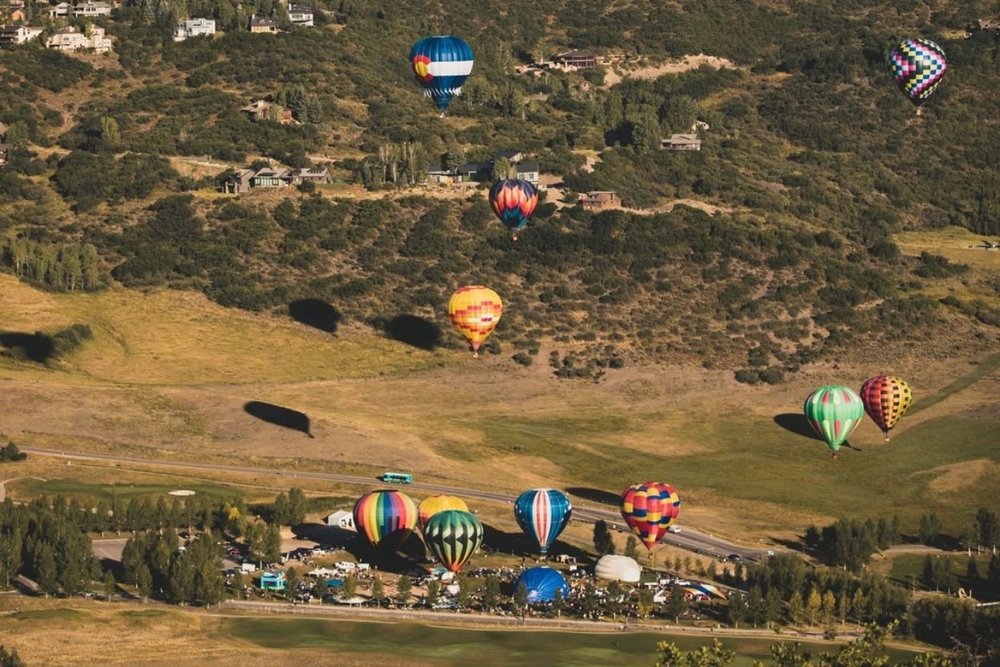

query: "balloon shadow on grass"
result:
(244, 401), (314, 438)
(566, 487), (621, 507)
(773, 413), (823, 441)
(0, 331), (56, 363)
(288, 299), (341, 334)
(383, 314), (442, 351)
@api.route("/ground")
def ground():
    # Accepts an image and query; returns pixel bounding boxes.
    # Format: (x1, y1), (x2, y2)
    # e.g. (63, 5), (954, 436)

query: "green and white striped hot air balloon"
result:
(803, 385), (864, 458)
(422, 509), (483, 573)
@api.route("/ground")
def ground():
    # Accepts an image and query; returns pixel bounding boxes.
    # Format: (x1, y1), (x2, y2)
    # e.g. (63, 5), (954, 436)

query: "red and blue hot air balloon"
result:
(620, 482), (680, 551)
(409, 35), (474, 115)
(514, 488), (572, 555)
(489, 179), (538, 240)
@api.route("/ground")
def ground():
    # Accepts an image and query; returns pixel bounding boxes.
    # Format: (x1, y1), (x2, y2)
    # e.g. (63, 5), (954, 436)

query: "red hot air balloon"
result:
(620, 482), (680, 551)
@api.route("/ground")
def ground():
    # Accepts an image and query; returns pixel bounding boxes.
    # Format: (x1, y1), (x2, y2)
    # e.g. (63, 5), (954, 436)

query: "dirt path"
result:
(603, 54), (739, 87)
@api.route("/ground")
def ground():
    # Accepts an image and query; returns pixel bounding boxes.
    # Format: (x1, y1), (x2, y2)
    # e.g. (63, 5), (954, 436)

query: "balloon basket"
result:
(472, 351), (479, 359)
(831, 453), (838, 460)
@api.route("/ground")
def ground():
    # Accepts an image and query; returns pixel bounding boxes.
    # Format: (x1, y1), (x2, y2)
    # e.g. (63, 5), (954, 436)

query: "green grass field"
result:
(14, 478), (241, 502)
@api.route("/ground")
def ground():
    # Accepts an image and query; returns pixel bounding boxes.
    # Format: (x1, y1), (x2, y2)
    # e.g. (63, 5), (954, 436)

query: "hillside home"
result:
(552, 49), (596, 69)
(172, 17), (215, 41)
(579, 191), (620, 210)
(514, 161), (539, 185)
(72, 1), (111, 17)
(48, 2), (70, 17)
(287, 4), (313, 26)
(248, 14), (278, 33)
(46, 24), (112, 52)
(426, 165), (454, 185)
(296, 167), (331, 184)
(239, 99), (293, 124)
(0, 24), (43, 44)
(660, 133), (702, 151)
(223, 166), (330, 192)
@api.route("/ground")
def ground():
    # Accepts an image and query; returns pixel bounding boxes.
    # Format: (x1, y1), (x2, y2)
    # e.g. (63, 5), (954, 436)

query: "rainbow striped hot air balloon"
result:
(418, 495), (469, 533)
(409, 35), (474, 114)
(423, 509), (483, 573)
(803, 385), (865, 458)
(352, 490), (418, 555)
(887, 38), (947, 111)
(448, 285), (502, 358)
(620, 482), (680, 551)
(514, 488), (572, 555)
(489, 179), (538, 240)
(860, 375), (913, 441)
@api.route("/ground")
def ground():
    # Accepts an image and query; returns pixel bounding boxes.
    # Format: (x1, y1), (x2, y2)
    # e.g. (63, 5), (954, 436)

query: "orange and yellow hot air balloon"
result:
(418, 495), (469, 533)
(448, 285), (502, 358)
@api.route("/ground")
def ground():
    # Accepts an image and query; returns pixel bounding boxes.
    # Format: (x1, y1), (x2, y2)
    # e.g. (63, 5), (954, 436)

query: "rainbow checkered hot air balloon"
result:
(887, 38), (947, 109)
(418, 495), (469, 533)
(447, 285), (502, 358)
(409, 35), (474, 114)
(489, 179), (539, 240)
(803, 385), (865, 458)
(514, 488), (572, 555)
(620, 482), (680, 551)
(860, 375), (913, 441)
(423, 509), (483, 573)
(352, 490), (418, 555)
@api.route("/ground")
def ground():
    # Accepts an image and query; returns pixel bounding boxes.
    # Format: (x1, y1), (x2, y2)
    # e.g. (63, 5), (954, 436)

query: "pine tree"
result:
(35, 543), (58, 596)
(396, 575), (411, 607)
(104, 570), (116, 601)
(806, 587), (822, 625)
(136, 563), (152, 601)
(371, 577), (384, 606)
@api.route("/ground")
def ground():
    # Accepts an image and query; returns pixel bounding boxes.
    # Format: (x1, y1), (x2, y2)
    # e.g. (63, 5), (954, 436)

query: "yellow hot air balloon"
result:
(418, 495), (469, 533)
(448, 285), (502, 358)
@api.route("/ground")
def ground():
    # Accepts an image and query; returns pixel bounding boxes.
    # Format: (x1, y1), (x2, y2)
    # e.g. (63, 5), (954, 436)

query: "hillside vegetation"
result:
(1, 0), (998, 380)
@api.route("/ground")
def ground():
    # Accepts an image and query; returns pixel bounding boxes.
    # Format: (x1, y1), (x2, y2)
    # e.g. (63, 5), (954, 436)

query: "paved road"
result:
(22, 446), (772, 562)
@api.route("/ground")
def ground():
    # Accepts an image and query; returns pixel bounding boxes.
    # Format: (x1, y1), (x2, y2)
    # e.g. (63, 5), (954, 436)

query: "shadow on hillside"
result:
(288, 299), (341, 334)
(566, 487), (621, 507)
(0, 331), (56, 363)
(244, 401), (314, 438)
(383, 314), (442, 351)
(773, 413), (823, 441)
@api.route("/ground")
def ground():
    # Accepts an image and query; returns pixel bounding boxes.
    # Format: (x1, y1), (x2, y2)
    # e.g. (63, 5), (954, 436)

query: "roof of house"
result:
(288, 4), (313, 12)
(515, 162), (539, 172)
(555, 49), (596, 59)
(454, 162), (487, 174)
(492, 149), (522, 161)
(249, 14), (277, 26)
(668, 133), (700, 142)
(298, 167), (329, 178)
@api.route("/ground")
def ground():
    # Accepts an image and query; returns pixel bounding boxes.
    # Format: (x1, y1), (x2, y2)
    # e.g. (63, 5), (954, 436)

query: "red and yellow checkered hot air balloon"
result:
(448, 285), (502, 358)
(860, 375), (913, 441)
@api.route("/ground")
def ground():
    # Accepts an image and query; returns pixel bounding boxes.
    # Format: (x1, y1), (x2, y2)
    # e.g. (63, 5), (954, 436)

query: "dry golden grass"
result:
(926, 458), (999, 495)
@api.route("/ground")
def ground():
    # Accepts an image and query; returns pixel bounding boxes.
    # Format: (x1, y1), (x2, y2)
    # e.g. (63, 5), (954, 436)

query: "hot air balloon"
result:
(448, 285), (502, 358)
(489, 179), (538, 240)
(620, 482), (680, 551)
(422, 509), (483, 573)
(418, 495), (469, 533)
(860, 375), (913, 441)
(513, 488), (572, 555)
(516, 566), (570, 603)
(352, 490), (418, 554)
(887, 38), (947, 112)
(594, 554), (642, 583)
(409, 35), (474, 115)
(803, 385), (865, 458)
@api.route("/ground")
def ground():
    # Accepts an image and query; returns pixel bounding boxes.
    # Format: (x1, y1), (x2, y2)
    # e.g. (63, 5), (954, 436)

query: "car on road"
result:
(668, 525), (682, 533)
(726, 553), (742, 562)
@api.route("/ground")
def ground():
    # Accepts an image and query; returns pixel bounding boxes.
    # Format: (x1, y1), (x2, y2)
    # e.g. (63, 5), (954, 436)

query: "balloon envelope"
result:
(448, 285), (502, 355)
(594, 554), (642, 583)
(423, 509), (483, 573)
(620, 482), (680, 551)
(803, 385), (864, 455)
(887, 38), (947, 107)
(409, 35), (474, 113)
(513, 488), (572, 554)
(860, 375), (913, 439)
(489, 179), (538, 238)
(352, 490), (418, 553)
(517, 566), (570, 603)
(418, 495), (469, 533)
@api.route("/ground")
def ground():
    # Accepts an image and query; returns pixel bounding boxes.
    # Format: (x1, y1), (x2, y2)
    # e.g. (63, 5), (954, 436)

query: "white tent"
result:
(594, 555), (642, 583)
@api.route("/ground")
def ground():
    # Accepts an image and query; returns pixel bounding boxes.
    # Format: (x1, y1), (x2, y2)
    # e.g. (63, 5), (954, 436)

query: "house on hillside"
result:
(514, 161), (539, 185)
(259, 571), (286, 591)
(248, 14), (279, 34)
(48, 2), (70, 17)
(0, 24), (43, 45)
(240, 99), (294, 124)
(296, 166), (331, 184)
(223, 168), (254, 193)
(72, 1), (111, 17)
(173, 17), (215, 42)
(660, 133), (702, 151)
(250, 167), (289, 187)
(223, 166), (331, 193)
(579, 191), (619, 210)
(46, 24), (112, 52)
(325, 510), (355, 530)
(288, 4), (313, 26)
(552, 49), (597, 69)
(453, 162), (489, 183)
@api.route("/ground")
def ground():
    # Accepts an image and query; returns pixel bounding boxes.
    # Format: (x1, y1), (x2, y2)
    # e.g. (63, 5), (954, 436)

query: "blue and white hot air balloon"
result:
(513, 488), (572, 555)
(409, 35), (474, 114)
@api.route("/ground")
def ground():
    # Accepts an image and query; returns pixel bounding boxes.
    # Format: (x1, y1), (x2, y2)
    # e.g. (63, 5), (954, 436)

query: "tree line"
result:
(0, 239), (103, 292)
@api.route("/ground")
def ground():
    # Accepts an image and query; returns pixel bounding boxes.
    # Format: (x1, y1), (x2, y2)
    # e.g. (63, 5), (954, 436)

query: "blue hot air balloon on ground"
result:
(513, 488), (572, 554)
(516, 566), (570, 604)
(409, 35), (474, 114)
